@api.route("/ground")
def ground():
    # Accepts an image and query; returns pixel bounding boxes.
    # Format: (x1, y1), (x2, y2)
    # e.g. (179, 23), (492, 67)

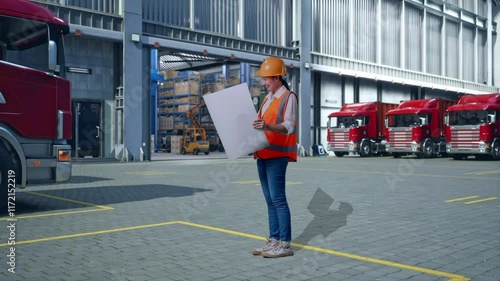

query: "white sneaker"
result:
(251, 238), (278, 255)
(261, 241), (294, 258)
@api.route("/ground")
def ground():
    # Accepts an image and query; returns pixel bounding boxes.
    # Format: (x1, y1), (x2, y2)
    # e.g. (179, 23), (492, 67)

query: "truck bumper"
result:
(348, 142), (359, 152)
(54, 144), (72, 182)
(446, 142), (491, 154)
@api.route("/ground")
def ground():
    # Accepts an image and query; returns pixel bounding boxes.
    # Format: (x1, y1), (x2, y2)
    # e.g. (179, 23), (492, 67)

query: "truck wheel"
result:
(204, 151), (209, 155)
(452, 154), (465, 160)
(334, 152), (345, 157)
(0, 147), (17, 213)
(359, 141), (372, 157)
(193, 148), (199, 155)
(423, 139), (434, 158)
(181, 148), (186, 155)
(392, 153), (402, 158)
(492, 141), (500, 160)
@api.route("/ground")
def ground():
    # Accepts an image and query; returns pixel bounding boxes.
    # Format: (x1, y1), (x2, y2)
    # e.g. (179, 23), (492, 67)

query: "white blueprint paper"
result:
(203, 83), (269, 159)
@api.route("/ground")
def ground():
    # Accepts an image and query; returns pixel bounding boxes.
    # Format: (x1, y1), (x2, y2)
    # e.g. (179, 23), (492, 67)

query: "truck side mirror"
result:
(356, 119), (363, 127)
(48, 40), (58, 72)
(384, 118), (388, 127)
(488, 114), (496, 123)
(420, 117), (427, 126)
(327, 120), (331, 129)
(444, 116), (449, 125)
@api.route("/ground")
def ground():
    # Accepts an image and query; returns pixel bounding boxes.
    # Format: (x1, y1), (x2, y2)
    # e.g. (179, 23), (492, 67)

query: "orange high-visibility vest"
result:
(254, 90), (297, 162)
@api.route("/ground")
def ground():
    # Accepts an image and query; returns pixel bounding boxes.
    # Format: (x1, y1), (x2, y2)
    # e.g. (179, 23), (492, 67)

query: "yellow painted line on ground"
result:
(124, 171), (176, 176)
(0, 209), (107, 221)
(444, 196), (480, 203)
(464, 170), (500, 176)
(464, 197), (498, 205)
(231, 180), (260, 184)
(291, 243), (468, 281)
(0, 221), (178, 247)
(26, 191), (114, 210)
(178, 221), (469, 281)
(0, 220), (469, 281)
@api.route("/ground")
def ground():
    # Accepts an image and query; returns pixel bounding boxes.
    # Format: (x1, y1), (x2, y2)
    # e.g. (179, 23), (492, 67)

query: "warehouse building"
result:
(34, 0), (500, 160)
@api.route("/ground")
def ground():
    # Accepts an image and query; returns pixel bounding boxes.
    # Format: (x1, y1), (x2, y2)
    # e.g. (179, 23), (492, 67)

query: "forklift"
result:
(181, 102), (210, 155)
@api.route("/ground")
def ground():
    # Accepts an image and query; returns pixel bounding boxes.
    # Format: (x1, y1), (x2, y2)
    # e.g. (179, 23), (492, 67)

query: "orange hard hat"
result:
(255, 56), (287, 77)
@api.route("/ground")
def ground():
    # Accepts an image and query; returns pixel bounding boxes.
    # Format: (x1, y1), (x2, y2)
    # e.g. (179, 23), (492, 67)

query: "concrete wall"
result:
(65, 35), (115, 101)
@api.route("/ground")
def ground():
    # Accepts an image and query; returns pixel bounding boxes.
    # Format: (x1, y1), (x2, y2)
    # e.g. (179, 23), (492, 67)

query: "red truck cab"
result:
(445, 93), (500, 160)
(385, 98), (455, 158)
(0, 0), (72, 209)
(327, 102), (397, 157)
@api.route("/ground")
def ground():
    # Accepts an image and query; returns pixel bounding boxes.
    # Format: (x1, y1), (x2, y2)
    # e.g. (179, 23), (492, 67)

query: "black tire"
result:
(359, 141), (372, 157)
(204, 151), (209, 155)
(492, 141), (500, 160)
(423, 139), (434, 158)
(475, 154), (491, 161)
(181, 148), (186, 155)
(334, 152), (345, 157)
(0, 147), (17, 213)
(452, 154), (465, 160)
(193, 148), (199, 155)
(392, 153), (402, 158)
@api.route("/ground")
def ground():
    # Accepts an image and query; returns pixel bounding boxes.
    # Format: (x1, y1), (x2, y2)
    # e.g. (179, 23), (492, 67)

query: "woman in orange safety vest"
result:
(251, 56), (297, 258)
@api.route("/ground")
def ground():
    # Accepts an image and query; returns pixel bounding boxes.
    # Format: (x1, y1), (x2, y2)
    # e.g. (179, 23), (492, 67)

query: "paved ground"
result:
(1, 154), (499, 281)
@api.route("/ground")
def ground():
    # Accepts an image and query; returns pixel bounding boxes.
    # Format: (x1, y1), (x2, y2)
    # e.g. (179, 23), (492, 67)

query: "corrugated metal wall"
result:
(142, 0), (287, 45)
(462, 25), (475, 82)
(405, 4), (422, 72)
(426, 13), (441, 76)
(478, 30), (487, 83)
(142, 0), (189, 27)
(381, 0), (401, 67)
(312, 0), (349, 57)
(195, 0), (239, 36)
(66, 0), (120, 14)
(311, 0), (490, 85)
(244, 0), (287, 44)
(353, 0), (377, 63)
(445, 19), (459, 79)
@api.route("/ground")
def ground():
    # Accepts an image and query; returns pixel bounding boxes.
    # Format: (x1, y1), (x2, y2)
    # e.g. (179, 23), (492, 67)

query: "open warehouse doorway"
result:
(150, 49), (266, 160)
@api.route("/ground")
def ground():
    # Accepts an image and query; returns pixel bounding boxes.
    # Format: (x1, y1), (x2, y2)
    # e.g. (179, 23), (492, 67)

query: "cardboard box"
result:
(175, 80), (200, 95)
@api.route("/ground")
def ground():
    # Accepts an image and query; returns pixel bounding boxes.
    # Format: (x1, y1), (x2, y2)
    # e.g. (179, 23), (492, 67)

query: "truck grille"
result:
(449, 127), (480, 149)
(330, 131), (349, 149)
(389, 130), (412, 149)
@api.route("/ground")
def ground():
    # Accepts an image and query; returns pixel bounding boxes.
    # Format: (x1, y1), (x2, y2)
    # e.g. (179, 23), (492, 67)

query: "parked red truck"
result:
(0, 0), (72, 210)
(445, 93), (500, 160)
(385, 98), (456, 158)
(327, 102), (398, 157)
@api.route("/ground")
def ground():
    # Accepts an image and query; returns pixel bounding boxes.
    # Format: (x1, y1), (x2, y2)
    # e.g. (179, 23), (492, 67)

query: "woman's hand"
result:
(253, 119), (267, 130)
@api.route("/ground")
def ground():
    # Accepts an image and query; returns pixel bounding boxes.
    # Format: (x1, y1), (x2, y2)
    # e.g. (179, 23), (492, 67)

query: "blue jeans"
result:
(257, 157), (291, 242)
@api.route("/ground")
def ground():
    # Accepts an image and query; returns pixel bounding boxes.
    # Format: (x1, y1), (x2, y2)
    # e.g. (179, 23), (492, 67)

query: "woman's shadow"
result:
(294, 188), (353, 251)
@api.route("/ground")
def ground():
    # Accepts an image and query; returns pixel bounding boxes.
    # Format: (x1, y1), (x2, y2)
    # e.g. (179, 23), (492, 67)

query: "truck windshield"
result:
(0, 15), (55, 73)
(329, 116), (368, 128)
(447, 110), (491, 125)
(386, 114), (422, 127)
(330, 116), (355, 128)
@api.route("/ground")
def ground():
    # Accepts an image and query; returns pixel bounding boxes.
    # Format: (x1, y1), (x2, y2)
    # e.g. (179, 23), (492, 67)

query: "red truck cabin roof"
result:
(386, 98), (447, 116)
(448, 93), (500, 112)
(0, 0), (68, 31)
(386, 108), (434, 116)
(328, 102), (378, 117)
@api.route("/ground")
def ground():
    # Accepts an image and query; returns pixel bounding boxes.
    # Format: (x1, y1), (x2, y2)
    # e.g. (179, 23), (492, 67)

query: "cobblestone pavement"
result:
(1, 155), (499, 281)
